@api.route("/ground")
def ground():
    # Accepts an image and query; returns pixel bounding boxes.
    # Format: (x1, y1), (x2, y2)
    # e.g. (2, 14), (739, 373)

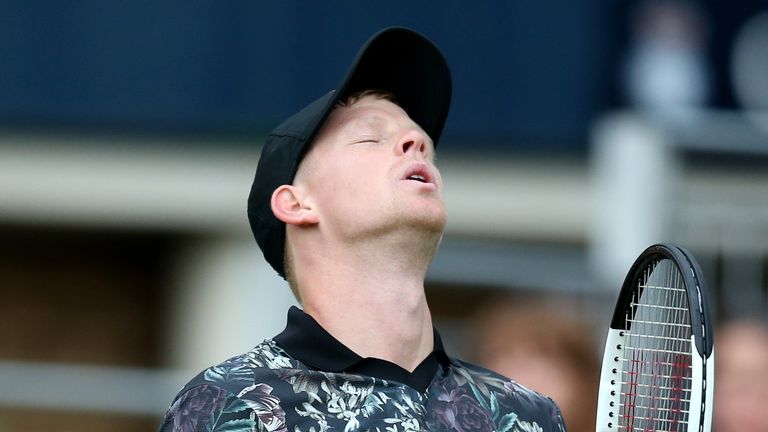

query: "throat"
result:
(304, 287), (434, 372)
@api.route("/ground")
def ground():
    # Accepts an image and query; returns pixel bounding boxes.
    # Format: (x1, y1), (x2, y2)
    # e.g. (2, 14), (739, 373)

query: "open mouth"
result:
(403, 163), (434, 185)
(406, 174), (427, 183)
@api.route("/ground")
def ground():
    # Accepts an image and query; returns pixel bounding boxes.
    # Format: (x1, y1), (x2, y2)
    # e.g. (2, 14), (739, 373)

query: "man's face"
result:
(294, 95), (446, 242)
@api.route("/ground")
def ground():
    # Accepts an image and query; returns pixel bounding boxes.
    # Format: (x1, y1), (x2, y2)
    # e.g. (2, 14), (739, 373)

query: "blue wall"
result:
(1, 1), (615, 151)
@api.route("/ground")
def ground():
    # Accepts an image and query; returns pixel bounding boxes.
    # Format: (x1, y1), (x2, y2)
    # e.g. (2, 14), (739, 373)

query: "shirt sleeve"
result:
(158, 383), (260, 432)
(548, 397), (568, 432)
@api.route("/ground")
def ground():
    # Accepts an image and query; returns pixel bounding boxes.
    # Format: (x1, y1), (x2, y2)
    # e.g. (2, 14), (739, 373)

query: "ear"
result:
(271, 185), (319, 226)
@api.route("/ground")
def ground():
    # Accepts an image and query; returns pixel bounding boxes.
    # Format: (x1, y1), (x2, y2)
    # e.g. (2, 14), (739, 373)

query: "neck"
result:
(295, 229), (439, 371)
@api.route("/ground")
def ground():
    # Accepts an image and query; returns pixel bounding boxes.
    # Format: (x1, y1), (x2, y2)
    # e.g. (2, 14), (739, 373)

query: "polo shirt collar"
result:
(274, 306), (451, 392)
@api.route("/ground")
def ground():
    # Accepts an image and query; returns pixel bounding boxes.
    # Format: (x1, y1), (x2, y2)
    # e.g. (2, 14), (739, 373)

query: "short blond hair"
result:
(336, 89), (398, 108)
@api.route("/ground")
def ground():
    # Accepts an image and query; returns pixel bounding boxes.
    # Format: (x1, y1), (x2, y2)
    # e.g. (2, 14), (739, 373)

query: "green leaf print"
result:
(222, 397), (252, 415)
(214, 418), (257, 432)
(205, 365), (252, 386)
(489, 391), (500, 421)
(497, 412), (519, 432)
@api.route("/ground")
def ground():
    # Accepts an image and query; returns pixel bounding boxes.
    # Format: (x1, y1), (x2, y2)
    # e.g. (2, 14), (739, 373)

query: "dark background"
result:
(5, 1), (764, 153)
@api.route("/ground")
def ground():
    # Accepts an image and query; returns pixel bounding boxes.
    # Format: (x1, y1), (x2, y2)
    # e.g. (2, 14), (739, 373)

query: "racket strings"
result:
(619, 259), (692, 431)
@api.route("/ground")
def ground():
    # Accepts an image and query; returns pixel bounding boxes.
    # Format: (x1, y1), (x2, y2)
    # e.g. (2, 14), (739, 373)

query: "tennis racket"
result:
(596, 243), (714, 432)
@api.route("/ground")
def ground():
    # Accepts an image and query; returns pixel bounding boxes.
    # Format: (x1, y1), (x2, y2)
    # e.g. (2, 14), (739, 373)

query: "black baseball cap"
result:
(247, 26), (452, 278)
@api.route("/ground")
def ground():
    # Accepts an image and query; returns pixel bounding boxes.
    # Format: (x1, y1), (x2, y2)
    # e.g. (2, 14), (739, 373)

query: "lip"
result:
(401, 162), (437, 187)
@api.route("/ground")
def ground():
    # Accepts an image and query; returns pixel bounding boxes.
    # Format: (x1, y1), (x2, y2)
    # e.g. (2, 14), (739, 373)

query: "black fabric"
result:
(273, 306), (451, 393)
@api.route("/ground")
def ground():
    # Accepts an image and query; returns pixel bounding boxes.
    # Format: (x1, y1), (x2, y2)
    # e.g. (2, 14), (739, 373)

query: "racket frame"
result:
(596, 243), (714, 432)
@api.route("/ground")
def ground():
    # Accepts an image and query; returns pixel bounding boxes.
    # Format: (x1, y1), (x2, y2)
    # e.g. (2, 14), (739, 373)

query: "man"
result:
(160, 27), (566, 432)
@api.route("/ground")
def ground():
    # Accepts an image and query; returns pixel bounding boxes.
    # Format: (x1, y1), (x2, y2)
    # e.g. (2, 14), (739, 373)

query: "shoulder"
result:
(159, 339), (295, 431)
(175, 339), (294, 394)
(432, 358), (566, 432)
(453, 358), (556, 405)
(159, 383), (257, 431)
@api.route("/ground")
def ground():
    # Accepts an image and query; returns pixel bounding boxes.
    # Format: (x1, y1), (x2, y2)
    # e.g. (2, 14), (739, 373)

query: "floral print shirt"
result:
(159, 307), (566, 432)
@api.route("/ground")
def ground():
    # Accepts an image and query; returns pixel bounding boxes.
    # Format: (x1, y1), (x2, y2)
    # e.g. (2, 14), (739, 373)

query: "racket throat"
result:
(596, 328), (626, 431)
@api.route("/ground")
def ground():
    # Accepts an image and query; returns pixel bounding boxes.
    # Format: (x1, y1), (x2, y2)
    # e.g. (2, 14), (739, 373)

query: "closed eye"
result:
(352, 138), (380, 144)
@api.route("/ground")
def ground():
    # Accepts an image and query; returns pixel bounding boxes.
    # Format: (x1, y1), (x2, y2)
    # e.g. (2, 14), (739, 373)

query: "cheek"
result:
(428, 164), (444, 188)
(435, 172), (444, 190)
(312, 163), (379, 211)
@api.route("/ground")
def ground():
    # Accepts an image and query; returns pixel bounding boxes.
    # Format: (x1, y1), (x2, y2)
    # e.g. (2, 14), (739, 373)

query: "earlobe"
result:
(271, 185), (319, 226)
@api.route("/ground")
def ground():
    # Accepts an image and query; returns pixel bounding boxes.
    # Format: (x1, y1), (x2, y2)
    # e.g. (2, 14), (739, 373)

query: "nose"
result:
(396, 129), (429, 157)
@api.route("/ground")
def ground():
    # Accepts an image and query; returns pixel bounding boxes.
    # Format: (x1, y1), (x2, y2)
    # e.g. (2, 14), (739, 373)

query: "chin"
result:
(402, 209), (447, 234)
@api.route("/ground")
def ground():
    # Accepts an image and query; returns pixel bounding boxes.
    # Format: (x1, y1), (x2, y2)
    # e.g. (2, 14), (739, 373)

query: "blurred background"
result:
(1, 1), (767, 431)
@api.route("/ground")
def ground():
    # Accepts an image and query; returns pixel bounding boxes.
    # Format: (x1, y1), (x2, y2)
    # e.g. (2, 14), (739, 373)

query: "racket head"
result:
(611, 244), (713, 358)
(596, 243), (714, 432)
